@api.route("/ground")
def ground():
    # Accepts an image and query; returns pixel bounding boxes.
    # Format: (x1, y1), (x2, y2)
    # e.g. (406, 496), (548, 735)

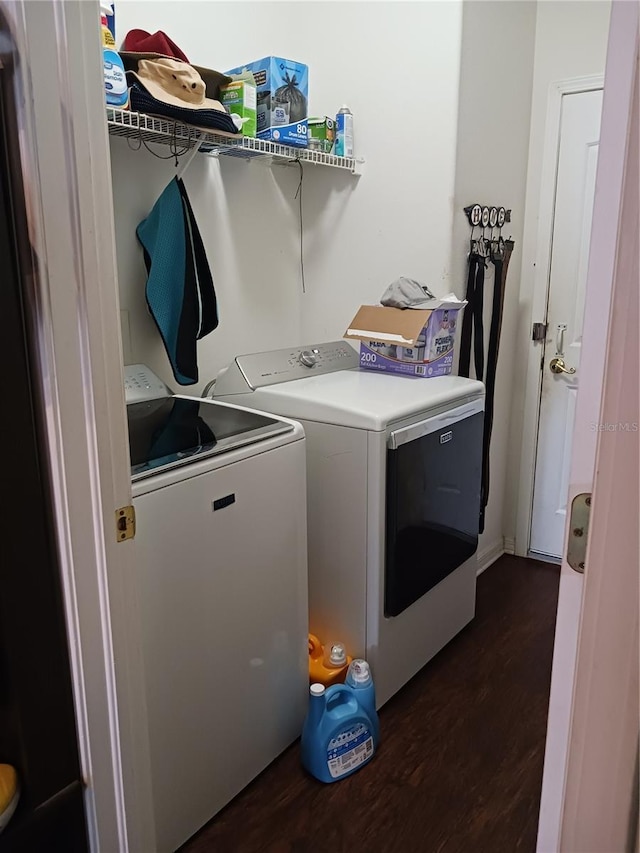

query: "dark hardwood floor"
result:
(181, 555), (560, 853)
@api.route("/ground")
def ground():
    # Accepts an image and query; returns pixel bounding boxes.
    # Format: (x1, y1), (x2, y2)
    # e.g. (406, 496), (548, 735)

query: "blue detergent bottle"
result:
(101, 3), (128, 109)
(301, 682), (377, 783)
(345, 659), (380, 744)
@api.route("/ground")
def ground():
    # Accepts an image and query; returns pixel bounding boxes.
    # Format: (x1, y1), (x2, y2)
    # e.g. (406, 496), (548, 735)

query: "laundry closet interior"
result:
(101, 1), (612, 851)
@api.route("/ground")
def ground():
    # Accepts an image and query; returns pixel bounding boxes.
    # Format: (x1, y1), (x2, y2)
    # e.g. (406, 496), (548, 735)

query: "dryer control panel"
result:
(213, 341), (359, 395)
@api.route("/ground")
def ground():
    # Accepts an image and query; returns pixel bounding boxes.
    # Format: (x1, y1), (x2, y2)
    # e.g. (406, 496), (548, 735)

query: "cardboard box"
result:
(308, 116), (335, 153)
(344, 303), (464, 378)
(225, 56), (308, 147)
(219, 80), (257, 137)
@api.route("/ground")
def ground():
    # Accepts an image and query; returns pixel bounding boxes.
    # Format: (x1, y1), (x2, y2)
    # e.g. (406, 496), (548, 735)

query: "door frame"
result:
(515, 74), (603, 558)
(3, 1), (156, 850)
(559, 50), (638, 845)
(536, 1), (639, 846)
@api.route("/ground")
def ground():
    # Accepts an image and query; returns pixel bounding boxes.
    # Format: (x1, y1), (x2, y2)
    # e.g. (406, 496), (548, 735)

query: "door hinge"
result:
(532, 321), (547, 342)
(115, 505), (136, 542)
(566, 493), (591, 572)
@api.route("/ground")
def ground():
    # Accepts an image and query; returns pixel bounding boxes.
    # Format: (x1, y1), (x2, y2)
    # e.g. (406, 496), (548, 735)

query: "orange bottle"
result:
(308, 634), (352, 687)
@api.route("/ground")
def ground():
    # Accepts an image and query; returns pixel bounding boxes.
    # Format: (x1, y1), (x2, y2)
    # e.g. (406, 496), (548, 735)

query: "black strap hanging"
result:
(459, 240), (487, 382)
(479, 239), (514, 532)
(459, 205), (515, 534)
(459, 243), (484, 378)
(459, 252), (476, 378)
(472, 251), (486, 381)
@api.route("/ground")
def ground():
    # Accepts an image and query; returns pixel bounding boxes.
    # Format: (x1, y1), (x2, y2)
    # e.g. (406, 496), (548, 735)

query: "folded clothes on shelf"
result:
(126, 57), (239, 135)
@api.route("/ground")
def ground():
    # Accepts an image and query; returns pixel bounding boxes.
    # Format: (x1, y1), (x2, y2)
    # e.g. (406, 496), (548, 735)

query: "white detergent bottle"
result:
(346, 659), (380, 743)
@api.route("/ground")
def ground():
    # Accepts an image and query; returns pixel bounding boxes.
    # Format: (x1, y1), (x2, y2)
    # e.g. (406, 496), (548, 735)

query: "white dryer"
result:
(213, 342), (485, 707)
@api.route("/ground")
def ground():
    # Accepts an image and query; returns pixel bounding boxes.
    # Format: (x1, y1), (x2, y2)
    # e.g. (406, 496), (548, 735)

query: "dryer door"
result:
(385, 402), (483, 617)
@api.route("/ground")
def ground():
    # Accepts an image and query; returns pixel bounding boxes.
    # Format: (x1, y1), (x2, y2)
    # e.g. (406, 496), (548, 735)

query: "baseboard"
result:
(504, 537), (516, 555)
(476, 539), (506, 576)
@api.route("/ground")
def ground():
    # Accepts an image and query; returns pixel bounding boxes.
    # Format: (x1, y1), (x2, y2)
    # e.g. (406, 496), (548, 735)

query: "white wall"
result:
(110, 0), (537, 569)
(505, 0), (611, 549)
(111, 0), (609, 569)
(111, 0), (463, 391)
(451, 0), (536, 563)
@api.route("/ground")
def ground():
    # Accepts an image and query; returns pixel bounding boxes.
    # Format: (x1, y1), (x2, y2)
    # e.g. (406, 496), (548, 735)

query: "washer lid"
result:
(246, 371), (485, 430)
(127, 396), (293, 481)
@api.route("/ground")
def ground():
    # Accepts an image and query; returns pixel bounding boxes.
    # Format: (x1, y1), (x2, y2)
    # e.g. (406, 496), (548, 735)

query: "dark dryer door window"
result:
(385, 408), (483, 617)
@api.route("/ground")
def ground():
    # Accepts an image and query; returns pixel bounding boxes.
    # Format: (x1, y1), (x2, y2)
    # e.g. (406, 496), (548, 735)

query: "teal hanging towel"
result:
(137, 177), (218, 385)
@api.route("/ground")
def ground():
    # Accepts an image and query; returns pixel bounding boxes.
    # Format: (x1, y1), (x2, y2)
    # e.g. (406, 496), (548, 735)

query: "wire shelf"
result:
(106, 108), (363, 174)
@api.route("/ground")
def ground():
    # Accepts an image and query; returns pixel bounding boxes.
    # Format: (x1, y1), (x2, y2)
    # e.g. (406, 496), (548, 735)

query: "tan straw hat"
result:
(130, 57), (227, 112)
(119, 29), (231, 100)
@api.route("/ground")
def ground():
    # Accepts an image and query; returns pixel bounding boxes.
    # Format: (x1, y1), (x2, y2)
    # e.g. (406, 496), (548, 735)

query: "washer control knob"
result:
(298, 350), (318, 368)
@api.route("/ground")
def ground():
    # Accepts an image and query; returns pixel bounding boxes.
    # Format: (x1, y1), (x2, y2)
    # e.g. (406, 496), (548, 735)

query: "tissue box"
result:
(225, 56), (308, 147)
(219, 80), (257, 137)
(308, 116), (335, 153)
(344, 303), (464, 378)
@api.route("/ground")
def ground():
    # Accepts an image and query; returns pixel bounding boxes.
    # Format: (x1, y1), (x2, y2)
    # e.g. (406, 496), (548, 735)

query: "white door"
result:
(530, 89), (602, 559)
(537, 1), (638, 848)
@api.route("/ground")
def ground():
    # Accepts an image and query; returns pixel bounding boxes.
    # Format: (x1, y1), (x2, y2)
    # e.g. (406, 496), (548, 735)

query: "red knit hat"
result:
(119, 30), (231, 100)
(121, 29), (189, 62)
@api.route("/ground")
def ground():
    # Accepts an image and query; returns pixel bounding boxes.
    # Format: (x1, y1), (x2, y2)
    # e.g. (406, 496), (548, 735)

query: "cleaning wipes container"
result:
(301, 681), (378, 783)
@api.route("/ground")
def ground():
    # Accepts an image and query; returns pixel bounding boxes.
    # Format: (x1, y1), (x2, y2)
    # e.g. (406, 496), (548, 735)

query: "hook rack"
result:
(464, 204), (511, 229)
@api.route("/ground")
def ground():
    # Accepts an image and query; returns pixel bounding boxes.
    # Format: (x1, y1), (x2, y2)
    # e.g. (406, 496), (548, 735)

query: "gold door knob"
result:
(550, 356), (576, 375)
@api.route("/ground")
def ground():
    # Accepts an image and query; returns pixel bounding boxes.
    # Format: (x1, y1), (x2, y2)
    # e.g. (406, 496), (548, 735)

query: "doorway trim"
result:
(5, 2), (157, 849)
(514, 74), (604, 558)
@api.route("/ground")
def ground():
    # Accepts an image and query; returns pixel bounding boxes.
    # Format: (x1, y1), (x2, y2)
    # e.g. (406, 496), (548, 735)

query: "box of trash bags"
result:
(225, 56), (308, 147)
(344, 296), (466, 378)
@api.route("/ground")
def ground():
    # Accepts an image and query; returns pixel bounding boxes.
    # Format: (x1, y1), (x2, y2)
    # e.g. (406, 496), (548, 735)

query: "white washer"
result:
(125, 367), (308, 852)
(213, 342), (485, 707)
